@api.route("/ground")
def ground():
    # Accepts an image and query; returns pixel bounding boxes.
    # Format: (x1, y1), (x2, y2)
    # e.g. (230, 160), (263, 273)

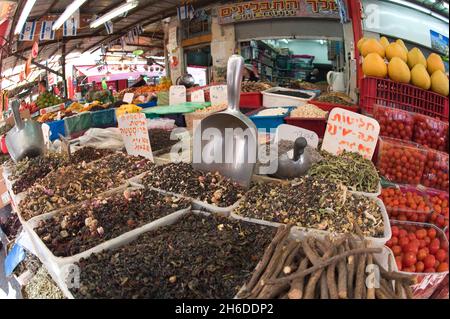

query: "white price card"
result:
(210, 85), (228, 107)
(275, 124), (319, 149)
(191, 89), (205, 103)
(169, 85), (187, 105)
(322, 108), (380, 160)
(123, 93), (134, 104)
(41, 123), (51, 149)
(118, 112), (154, 161)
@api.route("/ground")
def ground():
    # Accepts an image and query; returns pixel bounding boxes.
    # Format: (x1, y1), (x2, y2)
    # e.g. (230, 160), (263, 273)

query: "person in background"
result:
(305, 68), (320, 83)
(38, 80), (48, 94)
(131, 75), (147, 88)
(85, 81), (99, 102)
(243, 64), (259, 82)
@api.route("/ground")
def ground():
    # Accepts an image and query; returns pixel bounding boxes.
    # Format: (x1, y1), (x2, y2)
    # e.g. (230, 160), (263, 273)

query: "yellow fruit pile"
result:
(359, 37), (448, 96)
(116, 104), (142, 118)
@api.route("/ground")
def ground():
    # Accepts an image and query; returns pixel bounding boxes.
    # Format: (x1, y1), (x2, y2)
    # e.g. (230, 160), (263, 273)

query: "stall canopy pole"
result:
(347, 0), (364, 89)
(61, 42), (68, 98)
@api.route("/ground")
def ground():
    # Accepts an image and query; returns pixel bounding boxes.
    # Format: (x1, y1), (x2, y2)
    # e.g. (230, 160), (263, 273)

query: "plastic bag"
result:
(373, 105), (414, 141)
(78, 128), (124, 151)
(413, 115), (449, 152)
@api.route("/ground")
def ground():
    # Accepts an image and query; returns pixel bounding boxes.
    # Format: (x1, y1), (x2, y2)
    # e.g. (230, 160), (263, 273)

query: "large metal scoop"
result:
(6, 100), (45, 163)
(193, 55), (257, 188)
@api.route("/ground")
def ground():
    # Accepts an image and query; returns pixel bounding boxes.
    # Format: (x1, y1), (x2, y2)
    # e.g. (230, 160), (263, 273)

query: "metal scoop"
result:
(6, 100), (45, 162)
(193, 55), (257, 188)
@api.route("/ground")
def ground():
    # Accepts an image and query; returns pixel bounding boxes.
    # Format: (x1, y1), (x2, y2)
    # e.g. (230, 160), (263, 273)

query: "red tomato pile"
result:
(413, 115), (449, 152)
(378, 138), (427, 185)
(421, 150), (449, 191)
(381, 187), (431, 223)
(373, 106), (414, 141)
(387, 224), (449, 273)
(428, 193), (449, 230)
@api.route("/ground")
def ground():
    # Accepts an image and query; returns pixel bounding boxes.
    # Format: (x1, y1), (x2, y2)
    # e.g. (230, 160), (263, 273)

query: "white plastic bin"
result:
(262, 87), (316, 108)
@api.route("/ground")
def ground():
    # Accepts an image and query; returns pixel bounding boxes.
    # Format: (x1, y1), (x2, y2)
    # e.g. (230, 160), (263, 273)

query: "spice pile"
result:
(271, 90), (312, 99)
(141, 162), (246, 207)
(72, 213), (276, 299)
(35, 188), (190, 257)
(10, 153), (66, 194)
(19, 163), (123, 220)
(149, 129), (180, 152)
(239, 226), (415, 299)
(91, 152), (154, 180)
(290, 104), (328, 118)
(308, 151), (380, 193)
(68, 147), (114, 164)
(241, 81), (272, 92)
(0, 214), (21, 240)
(23, 267), (65, 299)
(315, 93), (354, 107)
(234, 177), (385, 237)
(256, 108), (289, 117)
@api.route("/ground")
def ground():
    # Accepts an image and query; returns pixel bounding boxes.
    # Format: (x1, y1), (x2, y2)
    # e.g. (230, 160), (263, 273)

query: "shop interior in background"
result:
(184, 45), (212, 87)
(240, 38), (345, 90)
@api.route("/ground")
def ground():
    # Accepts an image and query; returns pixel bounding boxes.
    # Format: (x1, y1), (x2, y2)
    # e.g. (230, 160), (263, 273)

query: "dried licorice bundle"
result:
(35, 188), (190, 257)
(72, 213), (276, 299)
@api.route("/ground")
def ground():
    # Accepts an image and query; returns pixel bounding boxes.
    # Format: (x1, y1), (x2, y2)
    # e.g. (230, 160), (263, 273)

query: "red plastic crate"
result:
(360, 77), (449, 121)
(285, 117), (327, 138)
(309, 100), (360, 113)
(240, 92), (262, 109)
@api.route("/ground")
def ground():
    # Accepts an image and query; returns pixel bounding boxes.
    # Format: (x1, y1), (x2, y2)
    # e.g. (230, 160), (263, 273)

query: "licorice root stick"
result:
(354, 252), (367, 299)
(337, 246), (348, 299)
(366, 254), (375, 299)
(287, 258), (309, 299)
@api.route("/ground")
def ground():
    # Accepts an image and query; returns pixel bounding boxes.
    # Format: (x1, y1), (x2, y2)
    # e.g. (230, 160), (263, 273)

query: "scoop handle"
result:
(227, 55), (244, 112)
(11, 100), (24, 130)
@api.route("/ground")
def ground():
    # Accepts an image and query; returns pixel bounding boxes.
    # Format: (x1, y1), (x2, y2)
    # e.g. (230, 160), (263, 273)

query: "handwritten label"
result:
(276, 124), (319, 149)
(123, 93), (134, 104)
(191, 89), (205, 103)
(169, 85), (187, 105)
(118, 113), (154, 161)
(210, 85), (228, 107)
(322, 108), (380, 160)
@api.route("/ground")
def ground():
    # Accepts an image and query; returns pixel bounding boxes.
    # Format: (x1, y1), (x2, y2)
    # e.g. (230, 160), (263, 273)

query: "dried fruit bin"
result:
(21, 188), (192, 299)
(360, 77), (449, 121)
(373, 105), (414, 141)
(377, 137), (427, 185)
(380, 185), (432, 224)
(413, 114), (449, 152)
(421, 149), (449, 191)
(388, 220), (449, 299)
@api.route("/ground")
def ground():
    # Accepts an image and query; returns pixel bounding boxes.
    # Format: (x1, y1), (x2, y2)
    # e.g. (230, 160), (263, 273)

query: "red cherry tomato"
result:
(415, 261), (425, 273)
(399, 229), (408, 238)
(395, 256), (403, 271)
(417, 248), (428, 261)
(391, 226), (400, 238)
(415, 229), (427, 240)
(402, 252), (417, 268)
(428, 228), (437, 240)
(435, 249), (448, 263)
(437, 262), (449, 272)
(424, 255), (436, 269)
(392, 245), (402, 256)
(399, 237), (410, 247)
(403, 242), (419, 254)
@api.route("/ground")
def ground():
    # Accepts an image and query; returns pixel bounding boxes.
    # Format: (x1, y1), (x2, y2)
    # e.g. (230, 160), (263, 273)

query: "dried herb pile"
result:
(35, 188), (190, 257)
(0, 214), (21, 240)
(142, 162), (246, 207)
(23, 267), (65, 299)
(72, 213), (276, 299)
(239, 226), (415, 299)
(91, 152), (154, 179)
(10, 148), (114, 194)
(149, 129), (180, 152)
(19, 163), (124, 220)
(11, 153), (66, 194)
(234, 177), (384, 238)
(308, 151), (380, 193)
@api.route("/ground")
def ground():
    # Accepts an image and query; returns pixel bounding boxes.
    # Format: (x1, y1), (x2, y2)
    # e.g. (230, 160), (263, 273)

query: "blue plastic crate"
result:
(47, 119), (65, 141)
(91, 109), (117, 128)
(248, 107), (293, 132)
(137, 100), (158, 108)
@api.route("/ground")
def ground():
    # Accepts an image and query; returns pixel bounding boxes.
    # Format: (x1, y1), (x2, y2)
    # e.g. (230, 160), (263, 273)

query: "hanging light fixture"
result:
(90, 0), (139, 29)
(14, 0), (37, 35)
(53, 0), (87, 30)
